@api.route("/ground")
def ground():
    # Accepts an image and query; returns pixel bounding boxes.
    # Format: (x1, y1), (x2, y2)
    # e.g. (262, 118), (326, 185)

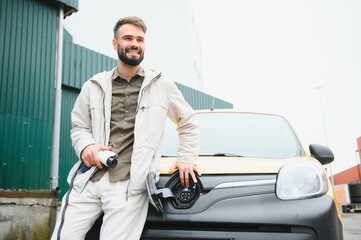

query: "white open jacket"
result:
(67, 67), (199, 195)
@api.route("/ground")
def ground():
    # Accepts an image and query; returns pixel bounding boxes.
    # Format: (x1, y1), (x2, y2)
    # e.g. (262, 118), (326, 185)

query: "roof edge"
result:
(55, 0), (78, 18)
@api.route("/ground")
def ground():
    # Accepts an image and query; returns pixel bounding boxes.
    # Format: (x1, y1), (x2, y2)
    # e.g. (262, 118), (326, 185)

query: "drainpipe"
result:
(50, 4), (64, 194)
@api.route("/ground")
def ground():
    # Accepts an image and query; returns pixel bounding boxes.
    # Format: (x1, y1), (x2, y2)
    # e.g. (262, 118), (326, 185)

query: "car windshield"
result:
(162, 112), (304, 158)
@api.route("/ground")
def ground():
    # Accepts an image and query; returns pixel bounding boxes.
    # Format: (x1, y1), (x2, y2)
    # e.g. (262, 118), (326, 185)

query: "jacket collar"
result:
(90, 66), (161, 92)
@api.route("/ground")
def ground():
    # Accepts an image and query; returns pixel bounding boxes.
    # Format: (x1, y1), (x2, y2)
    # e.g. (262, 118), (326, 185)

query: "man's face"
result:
(113, 24), (145, 66)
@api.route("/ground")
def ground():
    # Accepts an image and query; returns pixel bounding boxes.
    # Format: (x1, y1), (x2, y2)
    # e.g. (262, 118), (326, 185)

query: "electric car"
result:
(142, 110), (343, 240)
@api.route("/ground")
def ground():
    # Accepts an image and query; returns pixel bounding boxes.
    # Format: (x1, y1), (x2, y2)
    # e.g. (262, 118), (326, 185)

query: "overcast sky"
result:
(64, 0), (361, 174)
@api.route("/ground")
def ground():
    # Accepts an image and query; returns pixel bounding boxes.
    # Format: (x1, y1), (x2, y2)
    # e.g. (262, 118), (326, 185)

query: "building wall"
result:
(0, 0), (58, 189)
(333, 136), (361, 185)
(334, 165), (361, 185)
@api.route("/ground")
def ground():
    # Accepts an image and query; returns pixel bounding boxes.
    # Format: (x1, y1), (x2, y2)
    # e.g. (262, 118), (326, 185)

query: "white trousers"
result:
(51, 171), (149, 240)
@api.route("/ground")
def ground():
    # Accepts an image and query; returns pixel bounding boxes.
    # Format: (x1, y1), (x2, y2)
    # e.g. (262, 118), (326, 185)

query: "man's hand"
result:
(169, 162), (201, 187)
(81, 144), (112, 169)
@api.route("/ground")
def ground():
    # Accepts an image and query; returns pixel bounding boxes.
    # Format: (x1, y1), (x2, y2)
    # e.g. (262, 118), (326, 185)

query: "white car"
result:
(143, 110), (343, 240)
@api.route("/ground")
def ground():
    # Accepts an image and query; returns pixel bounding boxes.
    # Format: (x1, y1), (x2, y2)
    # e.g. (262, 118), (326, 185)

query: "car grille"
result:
(142, 221), (314, 240)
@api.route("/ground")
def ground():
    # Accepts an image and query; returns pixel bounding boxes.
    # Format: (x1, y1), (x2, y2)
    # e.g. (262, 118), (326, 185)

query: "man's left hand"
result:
(169, 162), (201, 187)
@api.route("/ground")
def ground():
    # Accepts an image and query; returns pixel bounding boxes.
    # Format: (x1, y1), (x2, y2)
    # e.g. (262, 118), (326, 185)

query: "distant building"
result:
(333, 137), (361, 185)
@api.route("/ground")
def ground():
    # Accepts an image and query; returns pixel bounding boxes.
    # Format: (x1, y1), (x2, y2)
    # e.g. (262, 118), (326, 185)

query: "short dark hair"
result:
(113, 16), (147, 38)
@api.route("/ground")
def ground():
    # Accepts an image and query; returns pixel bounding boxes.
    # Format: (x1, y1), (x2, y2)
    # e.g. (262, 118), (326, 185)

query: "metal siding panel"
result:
(13, 0), (22, 116)
(0, 1), (9, 112)
(35, 2), (43, 119)
(0, 0), (6, 96)
(0, 114), (13, 188)
(69, 42), (76, 86)
(63, 30), (72, 86)
(0, 114), (52, 189)
(9, 0), (18, 115)
(0, 0), (57, 190)
(28, 1), (37, 117)
(21, 0), (31, 117)
(201, 94), (206, 109)
(173, 82), (232, 110)
(61, 33), (117, 89)
(80, 47), (86, 82)
(0, 116), (4, 187)
(44, 7), (54, 121)
(74, 45), (80, 87)
(85, 49), (91, 80)
(59, 87), (79, 198)
(91, 51), (98, 78)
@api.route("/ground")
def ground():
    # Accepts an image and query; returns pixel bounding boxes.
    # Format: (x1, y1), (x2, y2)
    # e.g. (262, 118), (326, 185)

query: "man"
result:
(51, 16), (200, 239)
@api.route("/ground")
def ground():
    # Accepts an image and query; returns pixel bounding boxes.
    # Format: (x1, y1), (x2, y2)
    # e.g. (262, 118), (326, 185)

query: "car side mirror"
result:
(309, 144), (334, 165)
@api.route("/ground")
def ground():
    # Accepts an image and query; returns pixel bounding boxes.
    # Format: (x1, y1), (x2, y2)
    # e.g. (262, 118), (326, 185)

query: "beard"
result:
(117, 46), (144, 66)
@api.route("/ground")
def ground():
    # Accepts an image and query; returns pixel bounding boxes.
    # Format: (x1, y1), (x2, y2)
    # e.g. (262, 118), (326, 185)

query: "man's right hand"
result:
(81, 144), (112, 169)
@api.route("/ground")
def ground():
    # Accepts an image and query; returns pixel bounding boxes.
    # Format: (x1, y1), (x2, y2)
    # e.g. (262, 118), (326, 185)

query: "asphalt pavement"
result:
(342, 213), (361, 240)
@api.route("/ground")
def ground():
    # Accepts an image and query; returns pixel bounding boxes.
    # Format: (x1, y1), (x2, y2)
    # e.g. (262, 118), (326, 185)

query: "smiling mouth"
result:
(127, 49), (140, 56)
(127, 53), (140, 60)
(126, 46), (140, 53)
(128, 51), (139, 54)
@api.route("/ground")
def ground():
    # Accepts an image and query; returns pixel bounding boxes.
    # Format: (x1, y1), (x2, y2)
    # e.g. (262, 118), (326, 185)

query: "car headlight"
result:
(276, 160), (329, 200)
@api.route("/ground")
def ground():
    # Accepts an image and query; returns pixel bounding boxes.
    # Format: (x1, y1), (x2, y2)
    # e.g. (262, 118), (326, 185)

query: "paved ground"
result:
(342, 213), (361, 240)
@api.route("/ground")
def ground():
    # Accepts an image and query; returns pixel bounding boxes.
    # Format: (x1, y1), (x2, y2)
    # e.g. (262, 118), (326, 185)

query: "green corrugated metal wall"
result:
(0, 0), (58, 189)
(62, 30), (117, 89)
(1, 0), (232, 197)
(176, 83), (233, 110)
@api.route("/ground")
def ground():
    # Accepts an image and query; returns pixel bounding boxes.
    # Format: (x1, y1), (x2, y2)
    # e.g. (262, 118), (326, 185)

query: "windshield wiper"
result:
(199, 153), (244, 157)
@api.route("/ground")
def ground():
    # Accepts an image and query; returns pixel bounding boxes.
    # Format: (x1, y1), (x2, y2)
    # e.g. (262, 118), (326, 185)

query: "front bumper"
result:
(142, 175), (343, 240)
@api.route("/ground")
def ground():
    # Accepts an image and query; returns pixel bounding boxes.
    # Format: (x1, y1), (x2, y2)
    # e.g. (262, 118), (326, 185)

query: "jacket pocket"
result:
(66, 160), (82, 184)
(90, 97), (102, 117)
(129, 146), (156, 194)
(135, 103), (168, 148)
(90, 97), (103, 143)
(67, 161), (96, 194)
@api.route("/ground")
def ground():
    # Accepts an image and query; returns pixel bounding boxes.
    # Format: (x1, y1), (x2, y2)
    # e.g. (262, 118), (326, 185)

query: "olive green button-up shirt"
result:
(91, 68), (144, 182)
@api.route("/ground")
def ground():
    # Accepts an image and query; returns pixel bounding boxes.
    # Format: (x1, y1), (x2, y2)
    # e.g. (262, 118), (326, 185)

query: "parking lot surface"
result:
(342, 213), (361, 240)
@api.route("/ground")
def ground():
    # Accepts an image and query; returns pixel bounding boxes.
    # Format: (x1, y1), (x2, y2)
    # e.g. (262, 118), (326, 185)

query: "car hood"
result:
(160, 155), (317, 174)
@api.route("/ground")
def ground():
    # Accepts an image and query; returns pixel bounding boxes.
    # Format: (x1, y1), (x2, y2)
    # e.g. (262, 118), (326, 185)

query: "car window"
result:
(162, 112), (304, 158)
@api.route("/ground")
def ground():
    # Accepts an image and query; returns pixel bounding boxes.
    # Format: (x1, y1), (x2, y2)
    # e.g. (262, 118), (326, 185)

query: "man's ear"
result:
(112, 38), (117, 51)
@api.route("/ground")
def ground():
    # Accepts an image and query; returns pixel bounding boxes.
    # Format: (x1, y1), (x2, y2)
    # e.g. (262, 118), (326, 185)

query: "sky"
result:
(64, 0), (361, 174)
